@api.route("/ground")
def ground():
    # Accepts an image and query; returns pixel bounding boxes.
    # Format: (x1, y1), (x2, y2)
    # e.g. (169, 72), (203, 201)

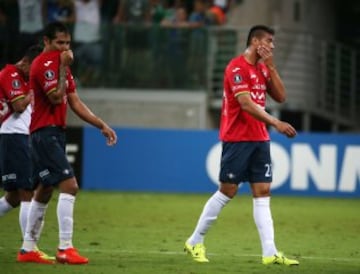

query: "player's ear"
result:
(252, 37), (259, 46)
(43, 36), (50, 47)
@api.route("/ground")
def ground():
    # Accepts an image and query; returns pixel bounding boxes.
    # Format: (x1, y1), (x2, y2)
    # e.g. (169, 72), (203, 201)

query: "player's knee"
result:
(219, 183), (238, 198)
(251, 183), (271, 197)
(18, 190), (33, 202)
(68, 184), (79, 196)
(5, 192), (20, 208)
(59, 177), (79, 196)
(34, 185), (54, 203)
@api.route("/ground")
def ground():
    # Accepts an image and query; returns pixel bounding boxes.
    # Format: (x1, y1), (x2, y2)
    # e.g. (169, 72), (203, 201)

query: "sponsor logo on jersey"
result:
(44, 79), (57, 89)
(251, 91), (265, 100)
(232, 84), (248, 91)
(251, 84), (267, 90)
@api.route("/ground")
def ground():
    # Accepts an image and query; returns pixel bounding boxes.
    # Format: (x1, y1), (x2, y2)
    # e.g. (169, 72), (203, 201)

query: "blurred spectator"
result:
(113, 0), (151, 24)
(45, 0), (75, 25)
(100, 0), (122, 86)
(73, 0), (102, 87)
(208, 0), (229, 25)
(0, 1), (19, 66)
(148, 0), (166, 77)
(17, 0), (45, 59)
(188, 0), (211, 86)
(188, 0), (212, 27)
(150, 0), (166, 24)
(0, 4), (7, 68)
(0, 5), (5, 25)
(160, 5), (189, 27)
(100, 0), (121, 24)
(160, 6), (191, 88)
(162, 0), (182, 22)
(113, 0), (151, 86)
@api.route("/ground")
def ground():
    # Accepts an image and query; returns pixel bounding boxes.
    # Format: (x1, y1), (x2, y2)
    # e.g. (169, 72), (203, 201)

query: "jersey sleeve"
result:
(2, 72), (27, 103)
(226, 65), (250, 98)
(66, 67), (76, 94)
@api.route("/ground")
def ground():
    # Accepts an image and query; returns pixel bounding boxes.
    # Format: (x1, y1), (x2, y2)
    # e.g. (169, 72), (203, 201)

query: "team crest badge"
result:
(11, 79), (21, 89)
(234, 74), (242, 83)
(44, 70), (55, 80)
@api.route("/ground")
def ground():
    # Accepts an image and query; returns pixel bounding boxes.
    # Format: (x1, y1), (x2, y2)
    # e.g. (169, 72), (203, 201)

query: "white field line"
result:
(1, 246), (359, 263)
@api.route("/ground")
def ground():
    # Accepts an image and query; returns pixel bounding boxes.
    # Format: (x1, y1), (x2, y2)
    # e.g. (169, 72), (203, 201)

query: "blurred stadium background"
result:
(68, 0), (360, 133)
(0, 0), (359, 195)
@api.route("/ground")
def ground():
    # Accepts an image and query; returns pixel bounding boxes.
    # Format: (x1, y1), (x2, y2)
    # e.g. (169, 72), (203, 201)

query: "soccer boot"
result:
(34, 246), (55, 261)
(17, 250), (55, 264)
(184, 242), (209, 263)
(56, 247), (89, 264)
(262, 252), (299, 266)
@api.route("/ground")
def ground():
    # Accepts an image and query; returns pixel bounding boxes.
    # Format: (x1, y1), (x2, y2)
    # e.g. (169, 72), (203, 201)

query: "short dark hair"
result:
(246, 25), (275, 46)
(23, 45), (43, 63)
(43, 21), (70, 41)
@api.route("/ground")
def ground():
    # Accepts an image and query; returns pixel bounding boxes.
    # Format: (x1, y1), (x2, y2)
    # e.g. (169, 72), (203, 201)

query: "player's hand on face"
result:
(60, 50), (74, 66)
(274, 120), (297, 138)
(257, 45), (274, 65)
(101, 125), (118, 146)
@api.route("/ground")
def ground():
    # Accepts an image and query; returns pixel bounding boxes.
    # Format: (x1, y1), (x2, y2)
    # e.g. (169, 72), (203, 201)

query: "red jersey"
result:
(0, 64), (29, 125)
(30, 50), (76, 133)
(219, 55), (271, 142)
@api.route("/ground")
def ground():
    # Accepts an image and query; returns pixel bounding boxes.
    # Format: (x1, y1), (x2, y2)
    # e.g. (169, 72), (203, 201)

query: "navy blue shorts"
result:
(219, 141), (272, 184)
(0, 134), (33, 191)
(31, 126), (74, 186)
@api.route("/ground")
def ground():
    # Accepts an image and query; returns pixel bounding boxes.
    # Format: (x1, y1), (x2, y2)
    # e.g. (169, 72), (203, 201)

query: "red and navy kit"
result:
(219, 55), (271, 142)
(0, 64), (33, 190)
(0, 64), (29, 125)
(30, 50), (76, 133)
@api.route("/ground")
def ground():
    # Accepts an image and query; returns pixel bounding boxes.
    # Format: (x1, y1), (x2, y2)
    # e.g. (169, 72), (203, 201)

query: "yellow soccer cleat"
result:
(262, 252), (299, 266)
(34, 246), (55, 261)
(184, 242), (209, 263)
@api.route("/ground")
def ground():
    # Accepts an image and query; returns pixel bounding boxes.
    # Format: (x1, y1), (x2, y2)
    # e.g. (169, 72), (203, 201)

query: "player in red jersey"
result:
(184, 25), (299, 266)
(0, 45), (55, 262)
(17, 22), (117, 265)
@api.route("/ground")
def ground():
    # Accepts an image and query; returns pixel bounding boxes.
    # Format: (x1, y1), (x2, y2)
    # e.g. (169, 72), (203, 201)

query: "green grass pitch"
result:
(0, 191), (359, 274)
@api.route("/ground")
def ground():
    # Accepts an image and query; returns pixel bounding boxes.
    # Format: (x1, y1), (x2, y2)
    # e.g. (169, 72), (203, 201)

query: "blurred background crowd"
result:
(0, 0), (240, 88)
(1, 0), (360, 132)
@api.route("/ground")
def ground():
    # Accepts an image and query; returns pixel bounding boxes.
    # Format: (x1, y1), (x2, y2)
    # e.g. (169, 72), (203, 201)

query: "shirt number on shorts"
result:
(265, 163), (272, 177)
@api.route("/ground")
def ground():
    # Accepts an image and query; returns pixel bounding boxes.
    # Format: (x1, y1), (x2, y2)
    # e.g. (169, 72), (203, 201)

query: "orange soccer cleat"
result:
(56, 247), (89, 264)
(17, 250), (55, 264)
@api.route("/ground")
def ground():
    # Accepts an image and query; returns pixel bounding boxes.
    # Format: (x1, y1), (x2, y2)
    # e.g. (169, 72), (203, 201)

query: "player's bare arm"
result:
(11, 93), (31, 113)
(67, 92), (117, 146)
(237, 93), (296, 138)
(48, 50), (73, 104)
(257, 45), (286, 103)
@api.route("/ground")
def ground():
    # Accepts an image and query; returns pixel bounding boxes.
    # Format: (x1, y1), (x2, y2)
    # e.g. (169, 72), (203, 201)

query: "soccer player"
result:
(17, 21), (117, 265)
(0, 45), (55, 261)
(184, 25), (299, 266)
